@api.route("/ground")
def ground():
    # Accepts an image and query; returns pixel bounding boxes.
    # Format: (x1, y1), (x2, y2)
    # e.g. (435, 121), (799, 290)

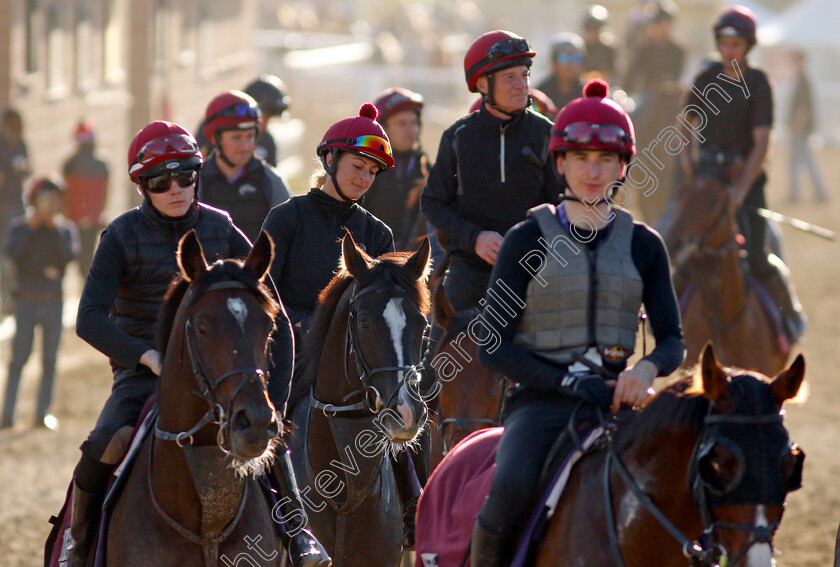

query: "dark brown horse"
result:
(285, 234), (432, 567)
(531, 343), (805, 566)
(662, 175), (788, 375)
(427, 277), (506, 470)
(106, 230), (283, 567)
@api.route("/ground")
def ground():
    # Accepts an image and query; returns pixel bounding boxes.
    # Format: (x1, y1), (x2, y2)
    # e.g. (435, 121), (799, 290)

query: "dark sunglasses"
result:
(143, 169), (199, 193)
(485, 37), (532, 62)
(205, 101), (260, 124)
(554, 122), (633, 146)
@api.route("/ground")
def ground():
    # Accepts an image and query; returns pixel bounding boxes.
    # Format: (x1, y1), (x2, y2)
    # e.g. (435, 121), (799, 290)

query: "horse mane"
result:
(612, 375), (710, 453)
(155, 259), (279, 357)
(286, 250), (430, 413)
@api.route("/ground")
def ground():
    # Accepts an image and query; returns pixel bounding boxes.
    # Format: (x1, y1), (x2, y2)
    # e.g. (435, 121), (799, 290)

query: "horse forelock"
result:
(156, 258), (279, 358)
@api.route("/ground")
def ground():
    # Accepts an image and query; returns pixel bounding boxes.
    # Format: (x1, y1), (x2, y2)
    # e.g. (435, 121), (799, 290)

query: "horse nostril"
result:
(234, 410), (252, 432)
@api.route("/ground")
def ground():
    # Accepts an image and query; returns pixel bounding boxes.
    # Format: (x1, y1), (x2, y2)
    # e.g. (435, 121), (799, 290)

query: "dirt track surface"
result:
(2, 148), (840, 566)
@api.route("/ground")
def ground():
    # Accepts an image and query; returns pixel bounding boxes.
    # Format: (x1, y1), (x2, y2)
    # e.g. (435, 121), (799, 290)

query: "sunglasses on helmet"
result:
(555, 52), (583, 64)
(319, 135), (392, 156)
(206, 101), (260, 124)
(485, 37), (532, 62)
(142, 169), (199, 193)
(554, 122), (633, 146)
(134, 134), (200, 166)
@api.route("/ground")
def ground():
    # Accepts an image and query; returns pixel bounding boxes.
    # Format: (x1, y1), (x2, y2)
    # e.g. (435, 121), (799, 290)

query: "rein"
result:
(154, 280), (274, 450)
(603, 408), (787, 567)
(310, 280), (424, 417)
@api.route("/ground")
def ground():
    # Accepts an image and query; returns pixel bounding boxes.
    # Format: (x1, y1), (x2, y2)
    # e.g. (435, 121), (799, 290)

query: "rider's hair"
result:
(309, 157), (328, 189)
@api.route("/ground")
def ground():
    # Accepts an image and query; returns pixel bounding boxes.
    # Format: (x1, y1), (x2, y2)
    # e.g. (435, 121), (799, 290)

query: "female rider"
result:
(472, 80), (686, 566)
(66, 121), (327, 567)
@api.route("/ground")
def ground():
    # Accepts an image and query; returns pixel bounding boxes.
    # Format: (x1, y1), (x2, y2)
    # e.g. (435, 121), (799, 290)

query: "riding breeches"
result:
(477, 396), (580, 535)
(737, 173), (768, 273)
(442, 256), (492, 312)
(79, 369), (157, 463)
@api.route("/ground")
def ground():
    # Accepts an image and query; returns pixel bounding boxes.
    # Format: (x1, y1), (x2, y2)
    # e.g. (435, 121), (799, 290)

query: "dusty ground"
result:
(1, 146), (839, 566)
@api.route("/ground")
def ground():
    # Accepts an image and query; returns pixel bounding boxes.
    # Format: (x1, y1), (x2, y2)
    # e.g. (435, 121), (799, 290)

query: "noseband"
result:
(604, 407), (794, 567)
(155, 280), (274, 449)
(310, 280), (426, 416)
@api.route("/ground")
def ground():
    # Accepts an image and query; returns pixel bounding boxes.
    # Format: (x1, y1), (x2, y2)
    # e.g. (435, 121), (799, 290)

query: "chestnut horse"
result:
(285, 235), (432, 567)
(662, 175), (788, 375)
(106, 230), (283, 566)
(427, 278), (506, 470)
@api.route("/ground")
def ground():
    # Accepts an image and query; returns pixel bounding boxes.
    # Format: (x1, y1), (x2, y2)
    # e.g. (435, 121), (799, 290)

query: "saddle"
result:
(415, 419), (604, 567)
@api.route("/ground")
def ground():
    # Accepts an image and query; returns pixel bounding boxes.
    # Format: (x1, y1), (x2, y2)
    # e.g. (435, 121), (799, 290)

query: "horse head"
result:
(333, 233), (432, 444)
(663, 175), (738, 271)
(692, 342), (805, 565)
(161, 229), (281, 472)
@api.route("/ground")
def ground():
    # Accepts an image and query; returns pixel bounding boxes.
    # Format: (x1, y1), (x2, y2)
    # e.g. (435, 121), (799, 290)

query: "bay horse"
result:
(662, 174), (788, 375)
(419, 343), (805, 567)
(427, 272), (506, 470)
(285, 234), (432, 567)
(106, 230), (283, 566)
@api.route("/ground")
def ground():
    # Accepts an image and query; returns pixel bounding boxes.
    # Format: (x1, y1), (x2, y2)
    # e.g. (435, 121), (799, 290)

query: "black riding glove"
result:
(559, 373), (614, 410)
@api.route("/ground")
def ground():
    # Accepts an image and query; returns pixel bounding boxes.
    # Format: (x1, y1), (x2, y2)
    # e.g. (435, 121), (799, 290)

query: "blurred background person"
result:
(535, 33), (585, 111)
(198, 90), (290, 243)
(622, 0), (685, 223)
(62, 121), (109, 278)
(364, 87), (431, 250)
(580, 4), (617, 83)
(243, 74), (292, 167)
(788, 49), (829, 203)
(2, 175), (77, 430)
(0, 108), (32, 317)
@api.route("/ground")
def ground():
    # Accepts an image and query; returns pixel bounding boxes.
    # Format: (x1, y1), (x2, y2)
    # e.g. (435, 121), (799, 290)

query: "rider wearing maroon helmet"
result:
(198, 90), (290, 243)
(65, 121), (257, 567)
(471, 80), (684, 566)
(362, 88), (431, 249)
(421, 30), (562, 315)
(677, 5), (806, 346)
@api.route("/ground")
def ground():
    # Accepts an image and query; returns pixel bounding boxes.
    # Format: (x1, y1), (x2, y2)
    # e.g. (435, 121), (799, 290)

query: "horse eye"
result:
(197, 324), (209, 336)
(699, 444), (742, 494)
(358, 317), (370, 329)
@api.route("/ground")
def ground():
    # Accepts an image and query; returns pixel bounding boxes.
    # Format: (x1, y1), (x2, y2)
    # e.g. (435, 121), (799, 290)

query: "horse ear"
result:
(771, 354), (806, 405)
(244, 230), (275, 282)
(177, 229), (208, 282)
(404, 237), (432, 282)
(341, 231), (370, 278)
(433, 278), (455, 330)
(700, 342), (730, 403)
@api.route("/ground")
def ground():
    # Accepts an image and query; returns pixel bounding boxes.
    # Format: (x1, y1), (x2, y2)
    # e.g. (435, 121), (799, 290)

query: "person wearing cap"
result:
(243, 74), (292, 167)
(363, 88), (430, 250)
(2, 175), (78, 430)
(677, 5), (806, 347)
(421, 30), (562, 316)
(198, 90), (290, 243)
(536, 33), (585, 111)
(470, 80), (685, 566)
(65, 121), (259, 567)
(62, 120), (109, 276)
(581, 4), (617, 83)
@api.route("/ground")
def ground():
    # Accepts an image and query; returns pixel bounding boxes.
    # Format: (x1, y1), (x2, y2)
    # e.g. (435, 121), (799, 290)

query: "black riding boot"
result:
(471, 517), (514, 567)
(272, 450), (332, 567)
(759, 254), (807, 345)
(66, 480), (105, 567)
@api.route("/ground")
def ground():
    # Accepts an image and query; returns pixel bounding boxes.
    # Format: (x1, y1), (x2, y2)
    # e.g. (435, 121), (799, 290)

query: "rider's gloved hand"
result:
(558, 373), (614, 410)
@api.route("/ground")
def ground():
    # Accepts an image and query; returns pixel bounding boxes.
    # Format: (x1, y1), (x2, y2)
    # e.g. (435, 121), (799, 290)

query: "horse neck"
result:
(691, 211), (748, 324)
(313, 287), (356, 403)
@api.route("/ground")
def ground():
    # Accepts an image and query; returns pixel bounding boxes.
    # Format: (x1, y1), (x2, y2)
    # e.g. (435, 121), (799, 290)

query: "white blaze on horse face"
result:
(383, 297), (407, 371)
(227, 297), (249, 333)
(746, 505), (775, 567)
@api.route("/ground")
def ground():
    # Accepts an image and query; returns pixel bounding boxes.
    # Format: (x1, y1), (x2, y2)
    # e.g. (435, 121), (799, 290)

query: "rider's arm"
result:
(76, 228), (154, 371)
(227, 220), (252, 257)
(259, 202), (295, 293)
(420, 126), (484, 253)
(476, 220), (571, 391)
(634, 225), (686, 375)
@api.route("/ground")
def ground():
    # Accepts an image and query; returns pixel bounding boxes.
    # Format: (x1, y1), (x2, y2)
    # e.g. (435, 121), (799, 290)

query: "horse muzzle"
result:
(227, 403), (281, 459)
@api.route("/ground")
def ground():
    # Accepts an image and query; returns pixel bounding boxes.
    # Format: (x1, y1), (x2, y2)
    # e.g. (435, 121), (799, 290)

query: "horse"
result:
(662, 174), (788, 375)
(285, 233), (432, 567)
(418, 343), (805, 567)
(106, 230), (283, 566)
(426, 270), (506, 470)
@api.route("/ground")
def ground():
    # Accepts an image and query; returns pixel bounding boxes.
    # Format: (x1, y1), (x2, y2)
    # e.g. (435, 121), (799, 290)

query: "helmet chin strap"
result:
(213, 132), (238, 169)
(322, 151), (359, 203)
(483, 75), (530, 118)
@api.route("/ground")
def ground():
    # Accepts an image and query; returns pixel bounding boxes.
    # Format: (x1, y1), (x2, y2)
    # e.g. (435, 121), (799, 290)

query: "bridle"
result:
(310, 279), (427, 416)
(155, 280), (275, 450)
(671, 193), (740, 274)
(603, 404), (800, 566)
